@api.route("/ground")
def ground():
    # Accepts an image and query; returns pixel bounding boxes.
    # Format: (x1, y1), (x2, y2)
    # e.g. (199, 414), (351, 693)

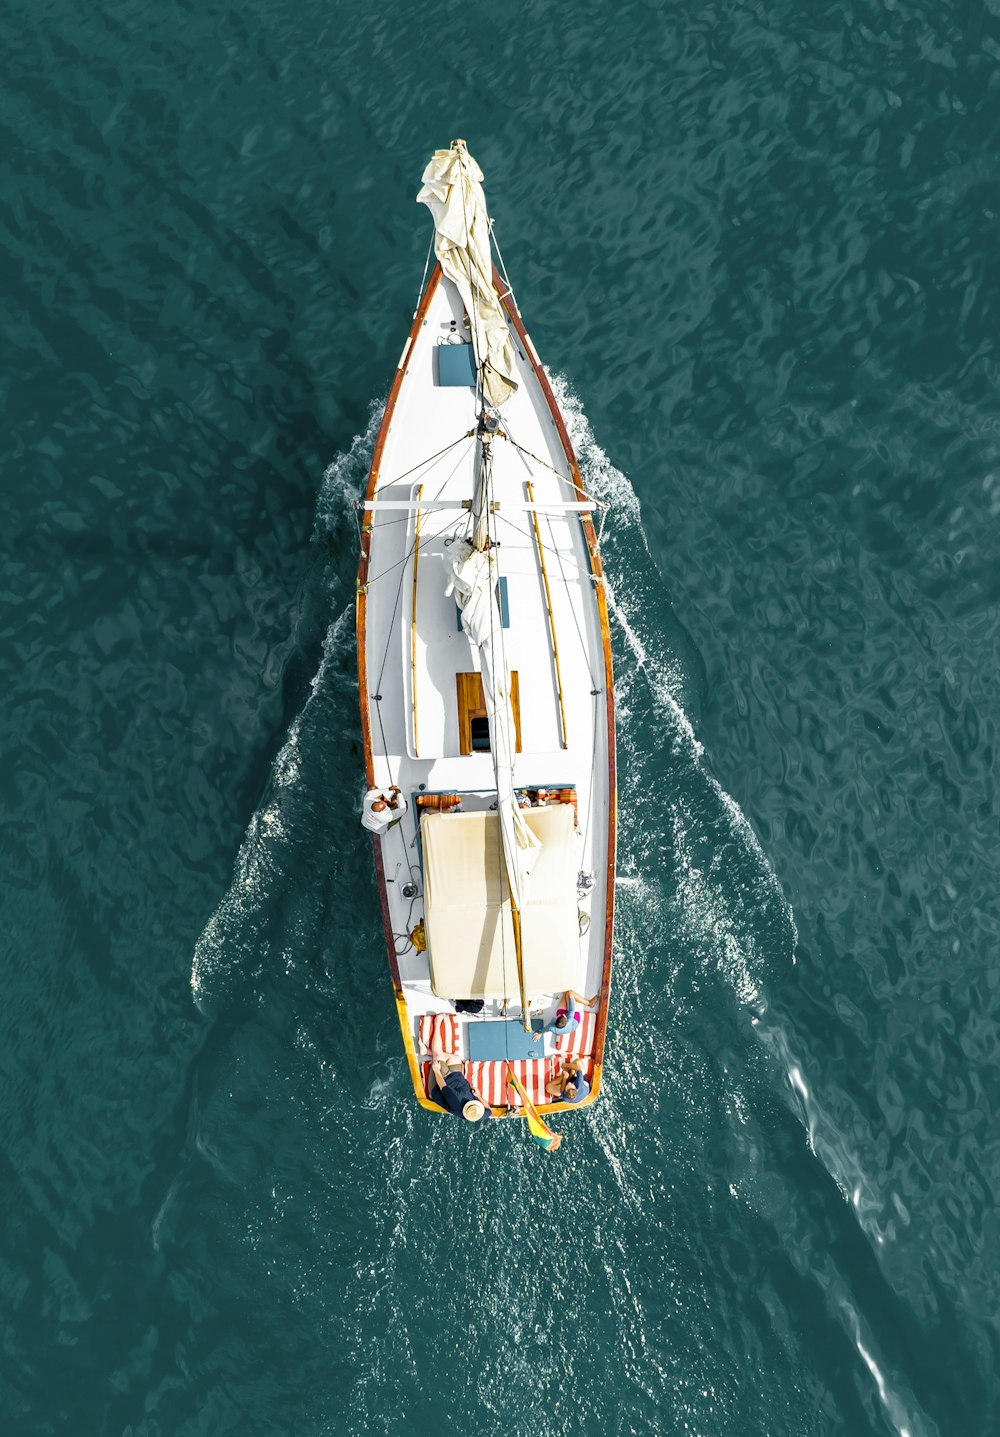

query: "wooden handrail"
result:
(526, 480), (568, 749)
(411, 484), (423, 755)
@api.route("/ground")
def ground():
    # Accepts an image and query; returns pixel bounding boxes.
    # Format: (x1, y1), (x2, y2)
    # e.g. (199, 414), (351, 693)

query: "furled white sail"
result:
(417, 140), (518, 410)
(445, 540), (542, 911)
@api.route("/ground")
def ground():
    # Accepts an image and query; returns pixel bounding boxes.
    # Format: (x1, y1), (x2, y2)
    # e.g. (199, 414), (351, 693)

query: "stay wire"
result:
(491, 506), (601, 593)
(489, 219), (517, 310)
(366, 515), (463, 597)
(376, 431), (474, 490)
(414, 234), (434, 315)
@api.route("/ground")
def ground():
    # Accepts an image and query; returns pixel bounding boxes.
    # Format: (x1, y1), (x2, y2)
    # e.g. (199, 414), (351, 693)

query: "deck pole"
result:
(510, 899), (531, 1032)
(526, 480), (569, 749)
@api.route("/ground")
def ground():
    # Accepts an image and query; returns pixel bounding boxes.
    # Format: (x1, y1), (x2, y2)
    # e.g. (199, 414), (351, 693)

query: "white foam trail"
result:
(550, 374), (643, 526)
(846, 1308), (934, 1437)
(193, 373), (796, 1010)
(603, 577), (703, 760)
(313, 400), (384, 541)
(550, 370), (797, 981)
(190, 607), (354, 1001)
(757, 1021), (904, 1252)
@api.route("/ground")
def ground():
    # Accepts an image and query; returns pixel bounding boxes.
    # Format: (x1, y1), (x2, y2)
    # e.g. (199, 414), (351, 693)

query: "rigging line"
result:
(373, 700), (391, 784)
(490, 507), (599, 588)
(489, 218), (517, 311)
(490, 488), (531, 1047)
(365, 465), (472, 772)
(496, 503), (596, 686)
(497, 420), (607, 511)
(581, 684), (599, 858)
(501, 431), (584, 496)
(360, 509), (464, 533)
(496, 457), (599, 959)
(362, 438), (478, 533)
(373, 554), (408, 710)
(490, 505), (600, 695)
(376, 432), (475, 489)
(414, 233), (434, 316)
(484, 479), (513, 1063)
(371, 517), (451, 701)
(365, 515), (464, 595)
(370, 526), (456, 782)
(356, 511), (432, 531)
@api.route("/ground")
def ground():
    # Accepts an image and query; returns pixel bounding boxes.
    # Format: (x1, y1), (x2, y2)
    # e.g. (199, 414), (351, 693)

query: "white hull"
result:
(357, 264), (616, 1115)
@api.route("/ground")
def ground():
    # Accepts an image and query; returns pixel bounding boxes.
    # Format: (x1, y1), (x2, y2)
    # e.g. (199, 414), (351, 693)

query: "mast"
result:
(470, 411), (496, 555)
(471, 410), (531, 1030)
(509, 899), (529, 1032)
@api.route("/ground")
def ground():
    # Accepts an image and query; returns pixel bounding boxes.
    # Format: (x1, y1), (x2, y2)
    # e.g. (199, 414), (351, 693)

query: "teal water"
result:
(3, 2), (999, 1433)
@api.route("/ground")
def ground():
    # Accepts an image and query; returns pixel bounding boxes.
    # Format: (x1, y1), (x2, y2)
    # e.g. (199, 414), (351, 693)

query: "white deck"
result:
(361, 272), (611, 1068)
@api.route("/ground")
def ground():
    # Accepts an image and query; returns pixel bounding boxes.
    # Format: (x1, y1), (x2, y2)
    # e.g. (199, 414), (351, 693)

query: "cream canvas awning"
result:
(422, 804), (579, 1001)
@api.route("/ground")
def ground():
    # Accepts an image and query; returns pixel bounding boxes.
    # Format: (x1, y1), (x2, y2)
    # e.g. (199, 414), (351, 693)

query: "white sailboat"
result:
(356, 140), (616, 1128)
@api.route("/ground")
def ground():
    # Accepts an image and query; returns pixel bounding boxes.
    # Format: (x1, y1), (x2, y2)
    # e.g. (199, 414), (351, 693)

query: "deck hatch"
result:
(436, 342), (477, 387)
(456, 671), (521, 756)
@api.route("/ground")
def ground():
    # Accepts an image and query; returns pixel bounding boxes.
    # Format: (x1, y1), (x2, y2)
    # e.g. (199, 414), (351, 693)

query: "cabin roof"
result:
(422, 805), (580, 1001)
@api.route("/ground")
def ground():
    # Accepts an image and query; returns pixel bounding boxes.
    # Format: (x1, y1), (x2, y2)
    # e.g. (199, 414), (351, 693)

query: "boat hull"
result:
(357, 263), (616, 1116)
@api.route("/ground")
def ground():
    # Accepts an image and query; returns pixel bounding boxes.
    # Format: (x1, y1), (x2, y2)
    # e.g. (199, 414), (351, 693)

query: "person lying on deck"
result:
(534, 989), (600, 1039)
(546, 1057), (591, 1106)
(428, 1048), (492, 1124)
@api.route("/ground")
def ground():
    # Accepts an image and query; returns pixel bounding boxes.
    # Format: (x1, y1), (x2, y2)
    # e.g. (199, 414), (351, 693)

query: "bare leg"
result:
(567, 989), (599, 1007)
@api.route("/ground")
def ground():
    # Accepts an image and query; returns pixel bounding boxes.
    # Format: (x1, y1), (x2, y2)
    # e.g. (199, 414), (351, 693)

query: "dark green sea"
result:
(4, 1), (1000, 1433)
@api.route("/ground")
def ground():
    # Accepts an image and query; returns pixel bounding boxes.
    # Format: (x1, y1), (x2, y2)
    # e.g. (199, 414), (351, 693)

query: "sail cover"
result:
(417, 140), (518, 410)
(446, 539), (542, 910)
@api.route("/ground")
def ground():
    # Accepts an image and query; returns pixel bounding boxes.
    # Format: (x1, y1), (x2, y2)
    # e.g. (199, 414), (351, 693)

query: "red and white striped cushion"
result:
(417, 1013), (461, 1057)
(507, 1059), (555, 1106)
(556, 1007), (597, 1057)
(467, 1059), (555, 1107)
(551, 1055), (595, 1090)
(424, 1059), (557, 1109)
(464, 1061), (508, 1107)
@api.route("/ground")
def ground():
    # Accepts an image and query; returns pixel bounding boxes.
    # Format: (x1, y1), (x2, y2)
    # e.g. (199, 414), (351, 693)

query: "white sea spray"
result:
(550, 370), (797, 1003)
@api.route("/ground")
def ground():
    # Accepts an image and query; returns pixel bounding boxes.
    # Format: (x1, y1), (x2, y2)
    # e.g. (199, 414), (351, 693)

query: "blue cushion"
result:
(467, 1019), (545, 1061)
(437, 343), (477, 387)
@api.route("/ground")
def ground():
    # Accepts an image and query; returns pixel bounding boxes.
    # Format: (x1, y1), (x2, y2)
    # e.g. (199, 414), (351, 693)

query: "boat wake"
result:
(193, 381), (797, 1024)
(551, 374), (798, 1007)
(184, 379), (823, 1437)
(191, 405), (383, 1008)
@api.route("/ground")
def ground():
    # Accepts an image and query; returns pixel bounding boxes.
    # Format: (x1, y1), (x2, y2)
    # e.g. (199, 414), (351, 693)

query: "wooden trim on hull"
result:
(358, 260), (616, 1118)
(359, 268), (448, 1115)
(372, 833), (440, 1114)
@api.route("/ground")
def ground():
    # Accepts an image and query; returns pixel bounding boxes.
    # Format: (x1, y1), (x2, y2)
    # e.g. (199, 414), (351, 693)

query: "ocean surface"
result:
(3, 2), (1000, 1433)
